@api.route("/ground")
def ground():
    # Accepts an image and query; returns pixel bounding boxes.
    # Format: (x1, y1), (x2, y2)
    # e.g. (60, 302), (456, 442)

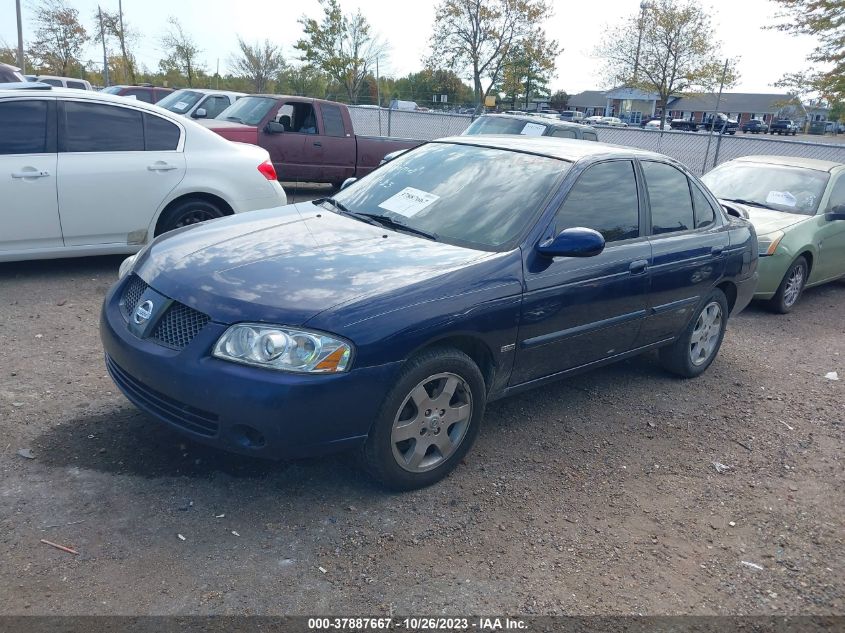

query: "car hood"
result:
(720, 201), (812, 235)
(134, 203), (493, 325)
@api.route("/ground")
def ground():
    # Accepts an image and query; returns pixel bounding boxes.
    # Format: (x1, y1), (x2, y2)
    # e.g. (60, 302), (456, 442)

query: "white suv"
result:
(0, 86), (286, 262)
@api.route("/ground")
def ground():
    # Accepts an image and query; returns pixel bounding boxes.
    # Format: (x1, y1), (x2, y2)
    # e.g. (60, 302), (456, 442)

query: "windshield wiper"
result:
(722, 198), (777, 211)
(225, 116), (244, 123)
(356, 212), (439, 241)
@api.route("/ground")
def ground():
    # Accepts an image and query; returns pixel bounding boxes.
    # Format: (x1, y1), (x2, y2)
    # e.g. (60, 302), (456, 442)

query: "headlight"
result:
(213, 324), (353, 373)
(757, 230), (784, 256)
(118, 254), (138, 279)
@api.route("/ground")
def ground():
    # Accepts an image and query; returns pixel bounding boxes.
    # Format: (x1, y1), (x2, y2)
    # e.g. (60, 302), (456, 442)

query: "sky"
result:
(0, 0), (822, 95)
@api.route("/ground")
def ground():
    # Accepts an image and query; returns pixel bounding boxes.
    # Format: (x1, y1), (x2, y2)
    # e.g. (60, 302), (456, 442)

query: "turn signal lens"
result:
(758, 230), (784, 256)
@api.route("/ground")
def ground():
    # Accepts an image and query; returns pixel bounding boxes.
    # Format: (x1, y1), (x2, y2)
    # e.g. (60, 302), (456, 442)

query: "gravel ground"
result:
(0, 220), (843, 616)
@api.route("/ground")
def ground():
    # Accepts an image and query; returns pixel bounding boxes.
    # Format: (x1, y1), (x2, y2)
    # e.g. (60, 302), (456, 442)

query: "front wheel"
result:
(362, 348), (486, 490)
(768, 256), (807, 314)
(156, 198), (225, 235)
(659, 289), (729, 378)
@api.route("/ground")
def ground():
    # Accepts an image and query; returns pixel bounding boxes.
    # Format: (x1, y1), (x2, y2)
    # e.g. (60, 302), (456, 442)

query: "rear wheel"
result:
(659, 289), (728, 378)
(156, 198), (225, 235)
(768, 256), (807, 314)
(362, 348), (486, 490)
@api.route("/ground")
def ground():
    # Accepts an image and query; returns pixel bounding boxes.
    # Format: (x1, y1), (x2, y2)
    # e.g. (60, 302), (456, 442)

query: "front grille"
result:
(106, 355), (219, 437)
(151, 303), (211, 350)
(120, 275), (149, 320)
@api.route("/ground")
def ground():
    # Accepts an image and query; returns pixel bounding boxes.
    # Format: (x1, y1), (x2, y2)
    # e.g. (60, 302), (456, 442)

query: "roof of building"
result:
(668, 92), (800, 113)
(566, 90), (609, 108)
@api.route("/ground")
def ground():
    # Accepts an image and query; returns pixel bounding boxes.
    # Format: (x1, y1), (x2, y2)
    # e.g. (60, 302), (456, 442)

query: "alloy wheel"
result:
(173, 209), (217, 229)
(689, 301), (723, 366)
(783, 264), (805, 308)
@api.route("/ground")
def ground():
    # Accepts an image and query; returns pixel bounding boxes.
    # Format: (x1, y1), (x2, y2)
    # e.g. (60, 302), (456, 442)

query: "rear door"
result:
(511, 159), (652, 384)
(637, 160), (729, 344)
(0, 97), (61, 253)
(57, 100), (186, 246)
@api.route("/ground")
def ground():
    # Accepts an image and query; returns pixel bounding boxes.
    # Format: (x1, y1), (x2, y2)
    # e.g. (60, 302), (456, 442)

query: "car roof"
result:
(436, 134), (668, 163)
(478, 113), (589, 130)
(730, 155), (844, 173)
(168, 87), (246, 96)
(0, 86), (184, 116)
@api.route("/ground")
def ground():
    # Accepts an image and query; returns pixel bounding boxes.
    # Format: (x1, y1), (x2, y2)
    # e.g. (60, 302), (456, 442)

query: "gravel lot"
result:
(1, 201), (843, 616)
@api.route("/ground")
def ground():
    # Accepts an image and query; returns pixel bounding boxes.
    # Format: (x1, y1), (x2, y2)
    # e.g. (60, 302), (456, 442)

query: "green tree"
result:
(278, 64), (329, 98)
(549, 89), (569, 111)
(768, 0), (844, 102)
(497, 31), (559, 109)
(428, 0), (555, 109)
(594, 0), (738, 125)
(230, 37), (285, 93)
(295, 0), (387, 104)
(159, 17), (203, 87)
(27, 0), (88, 76)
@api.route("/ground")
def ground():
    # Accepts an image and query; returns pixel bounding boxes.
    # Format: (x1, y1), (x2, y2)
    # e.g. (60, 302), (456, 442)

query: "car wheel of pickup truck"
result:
(363, 348), (485, 491)
(659, 289), (728, 378)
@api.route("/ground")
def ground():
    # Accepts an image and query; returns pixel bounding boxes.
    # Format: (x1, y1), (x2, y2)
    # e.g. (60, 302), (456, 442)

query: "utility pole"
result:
(98, 6), (110, 87)
(633, 1), (651, 81)
(15, 0), (25, 72)
(216, 58), (219, 89)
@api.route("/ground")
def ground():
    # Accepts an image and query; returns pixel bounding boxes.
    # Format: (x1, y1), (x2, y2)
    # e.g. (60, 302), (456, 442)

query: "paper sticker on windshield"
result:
(766, 191), (797, 207)
(520, 122), (546, 136)
(379, 187), (439, 217)
(174, 101), (189, 111)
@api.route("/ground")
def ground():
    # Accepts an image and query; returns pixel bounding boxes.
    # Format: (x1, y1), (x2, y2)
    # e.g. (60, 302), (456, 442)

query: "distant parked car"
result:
(0, 86), (286, 262)
(0, 62), (25, 83)
(600, 116), (628, 127)
(645, 119), (672, 131)
(156, 88), (244, 119)
(102, 135), (757, 490)
(702, 155), (845, 313)
(559, 110), (585, 123)
(462, 113), (599, 140)
(390, 99), (418, 111)
(101, 84), (174, 104)
(670, 118), (699, 132)
(27, 75), (92, 90)
(700, 113), (738, 134)
(769, 119), (799, 136)
(741, 119), (769, 134)
(584, 115), (604, 125)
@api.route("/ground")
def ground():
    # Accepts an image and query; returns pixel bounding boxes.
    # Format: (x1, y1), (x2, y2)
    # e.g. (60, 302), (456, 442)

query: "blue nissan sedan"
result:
(101, 136), (758, 490)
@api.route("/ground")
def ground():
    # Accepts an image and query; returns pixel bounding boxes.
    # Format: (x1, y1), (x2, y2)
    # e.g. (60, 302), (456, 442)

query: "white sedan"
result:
(645, 119), (672, 131)
(601, 117), (628, 127)
(0, 86), (286, 262)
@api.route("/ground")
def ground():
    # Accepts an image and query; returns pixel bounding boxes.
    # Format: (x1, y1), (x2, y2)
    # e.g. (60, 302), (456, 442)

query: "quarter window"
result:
(828, 175), (845, 210)
(0, 100), (48, 154)
(555, 160), (640, 242)
(642, 161), (695, 234)
(63, 101), (144, 152)
(690, 181), (717, 228)
(144, 114), (180, 151)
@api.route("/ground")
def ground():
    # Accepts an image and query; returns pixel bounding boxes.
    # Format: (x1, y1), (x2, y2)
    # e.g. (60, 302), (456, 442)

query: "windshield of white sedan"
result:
(156, 90), (203, 113)
(702, 163), (829, 215)
(332, 143), (569, 249)
(215, 96), (276, 125)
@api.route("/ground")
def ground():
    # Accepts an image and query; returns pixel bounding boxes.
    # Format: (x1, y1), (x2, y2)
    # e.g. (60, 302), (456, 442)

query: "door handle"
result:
(313, 141), (322, 147)
(11, 170), (50, 178)
(711, 245), (725, 256)
(147, 163), (177, 171)
(629, 259), (649, 274)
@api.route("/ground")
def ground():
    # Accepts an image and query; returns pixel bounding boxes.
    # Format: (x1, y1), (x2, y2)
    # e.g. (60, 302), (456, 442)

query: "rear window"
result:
(463, 116), (548, 136)
(321, 104), (346, 137)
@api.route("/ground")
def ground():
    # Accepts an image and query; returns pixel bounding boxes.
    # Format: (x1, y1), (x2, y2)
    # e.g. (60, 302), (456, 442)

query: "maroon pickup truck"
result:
(200, 95), (422, 186)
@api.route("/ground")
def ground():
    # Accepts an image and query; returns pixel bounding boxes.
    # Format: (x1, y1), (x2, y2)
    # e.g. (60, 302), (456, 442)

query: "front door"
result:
(511, 160), (652, 385)
(814, 173), (845, 282)
(0, 98), (62, 253)
(57, 100), (186, 246)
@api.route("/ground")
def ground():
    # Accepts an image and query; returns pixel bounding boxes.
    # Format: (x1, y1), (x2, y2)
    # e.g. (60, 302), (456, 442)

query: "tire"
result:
(156, 198), (225, 235)
(767, 256), (808, 314)
(659, 288), (729, 378)
(362, 348), (486, 491)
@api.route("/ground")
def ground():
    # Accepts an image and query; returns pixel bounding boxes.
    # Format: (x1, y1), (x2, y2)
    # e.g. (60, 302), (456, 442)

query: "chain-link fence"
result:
(348, 105), (845, 174)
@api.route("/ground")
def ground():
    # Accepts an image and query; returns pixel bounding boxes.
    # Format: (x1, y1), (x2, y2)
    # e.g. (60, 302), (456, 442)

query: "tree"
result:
(159, 17), (203, 87)
(97, 8), (137, 84)
(278, 64), (329, 98)
(768, 0), (845, 102)
(549, 89), (569, 111)
(295, 0), (387, 104)
(428, 0), (554, 109)
(594, 0), (738, 124)
(230, 37), (285, 93)
(497, 31), (559, 109)
(27, 0), (88, 76)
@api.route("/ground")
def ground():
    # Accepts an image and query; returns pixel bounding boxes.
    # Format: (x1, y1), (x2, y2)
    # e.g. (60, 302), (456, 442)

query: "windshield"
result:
(156, 90), (203, 113)
(101, 86), (123, 94)
(332, 142), (569, 250)
(215, 96), (277, 125)
(463, 117), (548, 137)
(702, 163), (830, 215)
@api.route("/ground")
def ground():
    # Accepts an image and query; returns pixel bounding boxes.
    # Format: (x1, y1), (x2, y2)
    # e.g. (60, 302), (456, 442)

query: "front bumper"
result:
(100, 277), (401, 460)
(752, 253), (793, 300)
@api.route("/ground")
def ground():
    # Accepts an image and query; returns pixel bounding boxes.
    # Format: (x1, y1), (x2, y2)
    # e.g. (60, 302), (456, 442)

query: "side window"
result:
(321, 104), (346, 137)
(144, 114), (180, 151)
(642, 161), (695, 235)
(828, 175), (845, 210)
(690, 180), (717, 228)
(582, 131), (598, 141)
(63, 101), (144, 152)
(0, 100), (48, 154)
(67, 81), (87, 90)
(41, 78), (62, 87)
(550, 129), (576, 139)
(123, 88), (152, 103)
(555, 160), (640, 242)
(200, 95), (230, 119)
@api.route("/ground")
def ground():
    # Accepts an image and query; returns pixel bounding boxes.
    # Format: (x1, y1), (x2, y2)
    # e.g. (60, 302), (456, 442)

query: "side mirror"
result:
(265, 121), (285, 134)
(825, 204), (845, 221)
(535, 227), (605, 258)
(340, 177), (357, 190)
(192, 108), (207, 119)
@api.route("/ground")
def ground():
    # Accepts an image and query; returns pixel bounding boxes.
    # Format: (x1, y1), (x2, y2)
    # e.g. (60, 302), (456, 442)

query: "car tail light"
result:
(257, 160), (277, 181)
